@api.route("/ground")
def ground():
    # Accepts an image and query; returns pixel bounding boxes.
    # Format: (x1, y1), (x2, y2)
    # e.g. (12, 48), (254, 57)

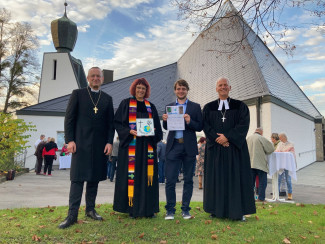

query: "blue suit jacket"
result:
(163, 100), (203, 156)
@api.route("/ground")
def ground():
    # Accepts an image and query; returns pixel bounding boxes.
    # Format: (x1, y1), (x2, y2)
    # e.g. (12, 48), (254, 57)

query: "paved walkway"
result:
(0, 162), (324, 210)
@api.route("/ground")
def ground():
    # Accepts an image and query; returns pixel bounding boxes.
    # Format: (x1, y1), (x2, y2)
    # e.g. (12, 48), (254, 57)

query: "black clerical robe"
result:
(113, 98), (162, 217)
(64, 87), (115, 182)
(203, 98), (256, 220)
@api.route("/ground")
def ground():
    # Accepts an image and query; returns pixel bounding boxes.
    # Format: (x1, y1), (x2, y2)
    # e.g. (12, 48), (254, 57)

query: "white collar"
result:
(89, 86), (100, 93)
(218, 99), (229, 111)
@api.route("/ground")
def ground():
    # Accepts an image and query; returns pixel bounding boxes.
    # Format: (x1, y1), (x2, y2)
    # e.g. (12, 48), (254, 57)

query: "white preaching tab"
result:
(218, 99), (229, 110)
(136, 118), (155, 136)
(166, 106), (185, 131)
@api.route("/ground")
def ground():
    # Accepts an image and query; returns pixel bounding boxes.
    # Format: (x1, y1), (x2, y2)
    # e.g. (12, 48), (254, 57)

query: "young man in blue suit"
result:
(162, 79), (203, 220)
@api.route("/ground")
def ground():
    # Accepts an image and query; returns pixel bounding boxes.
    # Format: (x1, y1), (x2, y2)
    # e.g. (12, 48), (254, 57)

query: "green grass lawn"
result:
(0, 202), (324, 243)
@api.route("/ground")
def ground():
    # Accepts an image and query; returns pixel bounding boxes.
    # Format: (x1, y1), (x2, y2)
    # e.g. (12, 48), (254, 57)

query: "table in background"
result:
(267, 152), (297, 202)
(59, 155), (71, 169)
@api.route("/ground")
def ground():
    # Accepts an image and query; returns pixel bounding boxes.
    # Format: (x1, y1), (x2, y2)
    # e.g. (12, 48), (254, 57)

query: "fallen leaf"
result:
(211, 231), (216, 234)
(299, 235), (306, 239)
(176, 232), (179, 236)
(15, 224), (21, 227)
(153, 227), (157, 231)
(139, 233), (144, 238)
(313, 211), (318, 216)
(110, 212), (116, 215)
(296, 203), (301, 206)
(205, 220), (212, 224)
(49, 209), (54, 212)
(308, 221), (313, 224)
(300, 204), (305, 207)
(9, 217), (17, 220)
(175, 220), (180, 224)
(43, 234), (48, 238)
(195, 206), (201, 211)
(39, 225), (46, 228)
(160, 241), (167, 244)
(255, 216), (260, 221)
(75, 229), (82, 233)
(2, 214), (7, 217)
(268, 205), (273, 208)
(270, 211), (278, 215)
(283, 237), (291, 243)
(96, 204), (101, 208)
(190, 216), (195, 219)
(292, 212), (296, 215)
(211, 234), (218, 240)
(5, 231), (10, 234)
(32, 234), (41, 242)
(314, 236), (320, 239)
(226, 225), (231, 230)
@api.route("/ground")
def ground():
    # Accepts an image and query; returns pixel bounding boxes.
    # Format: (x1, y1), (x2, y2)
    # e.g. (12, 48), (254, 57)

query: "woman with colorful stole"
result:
(113, 78), (163, 218)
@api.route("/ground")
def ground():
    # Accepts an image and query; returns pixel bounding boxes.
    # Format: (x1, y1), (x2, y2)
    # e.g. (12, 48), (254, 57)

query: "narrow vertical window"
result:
(53, 60), (57, 80)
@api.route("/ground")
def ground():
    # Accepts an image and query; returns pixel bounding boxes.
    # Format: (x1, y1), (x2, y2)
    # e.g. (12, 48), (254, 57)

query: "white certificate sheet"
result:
(166, 106), (185, 131)
(136, 118), (155, 136)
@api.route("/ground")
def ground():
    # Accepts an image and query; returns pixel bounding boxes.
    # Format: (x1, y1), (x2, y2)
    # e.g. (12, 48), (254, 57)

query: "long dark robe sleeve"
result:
(64, 90), (78, 143)
(113, 98), (161, 217)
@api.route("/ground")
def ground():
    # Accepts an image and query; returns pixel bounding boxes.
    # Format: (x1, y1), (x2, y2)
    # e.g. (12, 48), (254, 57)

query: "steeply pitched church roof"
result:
(177, 0), (321, 118)
(17, 63), (177, 117)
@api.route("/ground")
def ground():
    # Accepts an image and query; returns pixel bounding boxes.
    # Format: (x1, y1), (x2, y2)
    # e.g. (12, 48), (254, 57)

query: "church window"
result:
(53, 60), (57, 80)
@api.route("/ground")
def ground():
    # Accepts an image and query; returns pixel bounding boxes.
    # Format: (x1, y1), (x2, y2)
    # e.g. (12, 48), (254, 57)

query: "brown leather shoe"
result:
(287, 193), (293, 200)
(86, 210), (103, 220)
(58, 216), (77, 229)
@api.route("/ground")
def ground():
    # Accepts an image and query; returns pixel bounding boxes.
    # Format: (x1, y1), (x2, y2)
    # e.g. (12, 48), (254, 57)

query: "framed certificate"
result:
(136, 118), (155, 136)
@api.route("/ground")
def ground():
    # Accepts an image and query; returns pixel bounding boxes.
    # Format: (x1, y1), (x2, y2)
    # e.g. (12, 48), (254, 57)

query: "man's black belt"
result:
(175, 138), (184, 143)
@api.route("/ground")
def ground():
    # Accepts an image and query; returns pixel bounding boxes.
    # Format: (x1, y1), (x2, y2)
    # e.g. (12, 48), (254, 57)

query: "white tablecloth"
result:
(268, 152), (297, 181)
(59, 155), (71, 169)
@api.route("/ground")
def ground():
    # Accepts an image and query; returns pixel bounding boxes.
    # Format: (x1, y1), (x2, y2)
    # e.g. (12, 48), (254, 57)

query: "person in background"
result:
(195, 137), (206, 190)
(157, 140), (167, 184)
(271, 133), (286, 196)
(247, 128), (274, 202)
(34, 138), (46, 175)
(34, 134), (45, 170)
(61, 143), (69, 156)
(109, 137), (119, 182)
(42, 137), (58, 176)
(275, 133), (296, 200)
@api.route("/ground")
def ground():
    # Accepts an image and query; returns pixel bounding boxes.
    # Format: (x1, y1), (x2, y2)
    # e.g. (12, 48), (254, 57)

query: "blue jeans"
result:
(251, 168), (267, 201)
(158, 159), (165, 183)
(278, 170), (292, 194)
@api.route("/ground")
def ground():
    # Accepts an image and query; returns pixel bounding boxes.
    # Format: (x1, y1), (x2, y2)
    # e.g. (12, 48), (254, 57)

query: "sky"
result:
(0, 0), (324, 116)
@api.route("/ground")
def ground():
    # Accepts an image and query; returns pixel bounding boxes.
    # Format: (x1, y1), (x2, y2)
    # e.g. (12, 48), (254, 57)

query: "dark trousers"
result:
(36, 157), (43, 173)
(165, 141), (196, 213)
(251, 168), (267, 201)
(44, 155), (54, 175)
(158, 159), (165, 183)
(68, 181), (99, 218)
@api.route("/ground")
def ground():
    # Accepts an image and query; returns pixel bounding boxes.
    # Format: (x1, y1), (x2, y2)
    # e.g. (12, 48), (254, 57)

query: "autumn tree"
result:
(172, 0), (325, 53)
(0, 112), (35, 171)
(0, 8), (39, 113)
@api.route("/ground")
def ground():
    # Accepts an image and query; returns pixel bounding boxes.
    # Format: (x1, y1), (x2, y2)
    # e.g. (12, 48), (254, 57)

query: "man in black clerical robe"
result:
(203, 77), (256, 221)
(59, 67), (115, 229)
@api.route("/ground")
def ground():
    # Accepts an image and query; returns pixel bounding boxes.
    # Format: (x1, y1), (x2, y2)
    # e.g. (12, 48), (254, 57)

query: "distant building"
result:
(17, 1), (324, 170)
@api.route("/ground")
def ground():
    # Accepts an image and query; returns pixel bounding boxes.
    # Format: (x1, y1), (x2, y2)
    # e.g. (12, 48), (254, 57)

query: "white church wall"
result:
(17, 115), (65, 169)
(270, 103), (316, 169)
(247, 105), (257, 137)
(39, 53), (79, 103)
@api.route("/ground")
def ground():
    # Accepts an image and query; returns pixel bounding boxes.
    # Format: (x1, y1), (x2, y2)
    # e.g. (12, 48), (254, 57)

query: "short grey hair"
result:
(255, 127), (263, 134)
(216, 77), (230, 86)
(279, 133), (287, 140)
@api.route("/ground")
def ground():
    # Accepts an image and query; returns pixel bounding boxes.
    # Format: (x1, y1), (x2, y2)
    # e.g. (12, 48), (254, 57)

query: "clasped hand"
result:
(215, 133), (229, 147)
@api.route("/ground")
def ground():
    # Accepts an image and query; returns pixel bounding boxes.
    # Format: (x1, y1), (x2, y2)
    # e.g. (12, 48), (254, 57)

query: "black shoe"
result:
(58, 216), (77, 229)
(279, 191), (287, 196)
(86, 210), (103, 220)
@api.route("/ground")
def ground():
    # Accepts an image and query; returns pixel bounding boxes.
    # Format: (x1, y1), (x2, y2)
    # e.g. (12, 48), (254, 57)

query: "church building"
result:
(17, 1), (324, 170)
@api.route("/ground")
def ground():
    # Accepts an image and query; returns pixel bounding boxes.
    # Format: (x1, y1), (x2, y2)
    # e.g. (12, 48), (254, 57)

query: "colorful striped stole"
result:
(128, 98), (154, 207)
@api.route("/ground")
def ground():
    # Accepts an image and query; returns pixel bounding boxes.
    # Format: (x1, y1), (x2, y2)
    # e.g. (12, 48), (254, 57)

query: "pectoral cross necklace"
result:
(87, 87), (101, 114)
(218, 98), (230, 123)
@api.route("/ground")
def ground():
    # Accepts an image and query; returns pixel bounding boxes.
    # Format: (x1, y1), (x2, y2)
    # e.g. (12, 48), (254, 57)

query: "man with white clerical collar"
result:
(162, 79), (203, 220)
(59, 67), (115, 229)
(203, 77), (256, 221)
